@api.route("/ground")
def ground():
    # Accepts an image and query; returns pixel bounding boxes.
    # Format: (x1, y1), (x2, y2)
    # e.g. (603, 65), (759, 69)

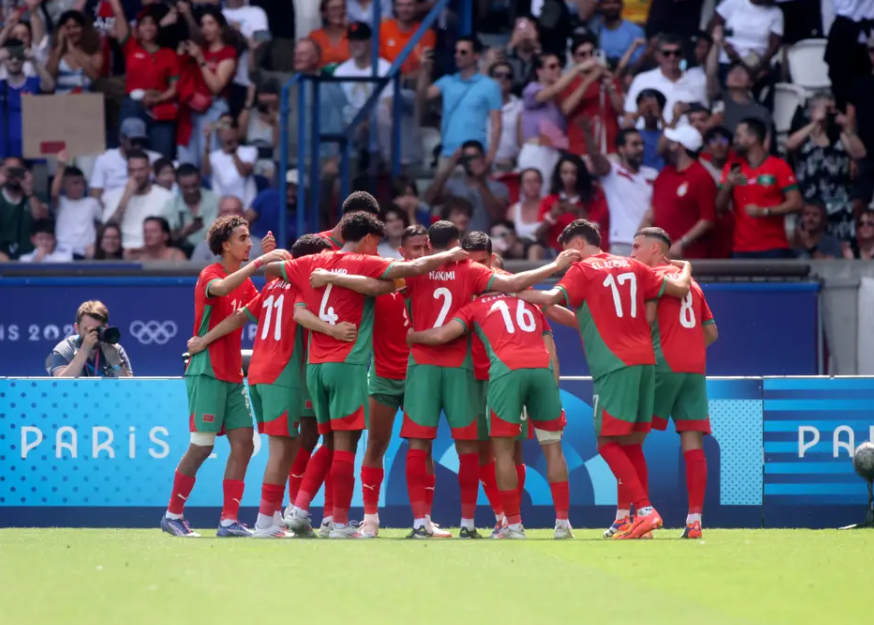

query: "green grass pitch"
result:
(1, 528), (870, 624)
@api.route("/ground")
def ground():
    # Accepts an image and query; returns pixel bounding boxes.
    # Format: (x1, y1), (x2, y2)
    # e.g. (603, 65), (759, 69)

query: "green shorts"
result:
(487, 369), (563, 438)
(186, 375), (253, 434)
(306, 362), (368, 434)
(402, 364), (477, 440)
(368, 370), (405, 410)
(653, 371), (711, 434)
(300, 368), (315, 419)
(592, 365), (655, 437)
(250, 383), (301, 438)
(475, 379), (536, 441)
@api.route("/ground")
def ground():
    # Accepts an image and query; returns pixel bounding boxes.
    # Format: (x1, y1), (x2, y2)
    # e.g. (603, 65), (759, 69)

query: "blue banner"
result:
(0, 278), (820, 377)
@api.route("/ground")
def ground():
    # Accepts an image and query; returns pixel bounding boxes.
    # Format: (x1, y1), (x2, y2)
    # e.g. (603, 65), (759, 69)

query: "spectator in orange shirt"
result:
(379, 0), (434, 79)
(309, 0), (350, 69)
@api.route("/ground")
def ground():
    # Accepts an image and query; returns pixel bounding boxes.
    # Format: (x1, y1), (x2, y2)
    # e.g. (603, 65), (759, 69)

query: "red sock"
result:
(499, 489), (521, 526)
(288, 448), (311, 505)
(480, 461), (504, 517)
(599, 442), (649, 509)
(294, 446), (332, 511)
(424, 472), (436, 515)
(515, 463), (526, 501)
(458, 453), (479, 520)
(323, 467), (335, 519)
(330, 450), (355, 525)
(550, 481), (570, 520)
(623, 443), (649, 498)
(167, 470), (195, 515)
(684, 448), (707, 514)
(221, 479), (245, 522)
(406, 448), (428, 519)
(259, 483), (284, 516)
(361, 465), (384, 515)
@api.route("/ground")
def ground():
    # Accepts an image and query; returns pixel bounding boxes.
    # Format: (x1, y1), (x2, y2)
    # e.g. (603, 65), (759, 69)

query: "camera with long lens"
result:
(96, 326), (121, 345)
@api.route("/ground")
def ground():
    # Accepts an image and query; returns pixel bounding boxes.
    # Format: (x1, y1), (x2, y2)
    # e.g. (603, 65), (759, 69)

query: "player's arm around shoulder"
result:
(383, 246), (470, 279)
(293, 303), (358, 342)
(490, 248), (582, 294)
(309, 268), (397, 296)
(209, 249), (292, 297)
(661, 259), (692, 299)
(187, 307), (252, 355)
(542, 303), (577, 328)
(406, 318), (467, 346)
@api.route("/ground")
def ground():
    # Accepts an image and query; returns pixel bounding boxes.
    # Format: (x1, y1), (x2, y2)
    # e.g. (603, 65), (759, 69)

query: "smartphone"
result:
(595, 49), (607, 67)
(7, 166), (25, 178)
(252, 30), (272, 43)
(730, 163), (742, 173)
(712, 99), (725, 115)
(723, 28), (734, 38)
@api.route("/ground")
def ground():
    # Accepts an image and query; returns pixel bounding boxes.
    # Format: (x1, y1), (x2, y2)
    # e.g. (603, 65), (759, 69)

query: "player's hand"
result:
(310, 268), (333, 288)
(187, 336), (207, 355)
(21, 170), (34, 197)
(261, 230), (276, 254)
(330, 321), (357, 343)
(405, 329), (416, 346)
(744, 204), (765, 218)
(258, 249), (292, 265)
(555, 248), (582, 270)
(82, 327), (100, 352)
(669, 240), (685, 257)
(726, 168), (746, 187)
(445, 246), (469, 263)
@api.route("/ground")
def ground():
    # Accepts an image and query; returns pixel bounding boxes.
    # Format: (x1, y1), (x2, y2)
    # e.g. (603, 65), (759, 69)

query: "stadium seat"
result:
(420, 127), (442, 170)
(786, 39), (830, 92)
(773, 83), (807, 136)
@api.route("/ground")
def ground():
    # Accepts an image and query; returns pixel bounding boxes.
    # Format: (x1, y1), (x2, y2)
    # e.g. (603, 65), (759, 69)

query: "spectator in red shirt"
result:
(716, 117), (803, 259)
(536, 154), (609, 252)
(647, 125), (716, 258)
(108, 0), (178, 158)
(700, 126), (736, 258)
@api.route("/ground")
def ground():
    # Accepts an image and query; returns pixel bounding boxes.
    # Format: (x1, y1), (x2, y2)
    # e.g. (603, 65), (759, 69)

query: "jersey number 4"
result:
(319, 285), (339, 325)
(603, 272), (637, 318)
(490, 299), (536, 333)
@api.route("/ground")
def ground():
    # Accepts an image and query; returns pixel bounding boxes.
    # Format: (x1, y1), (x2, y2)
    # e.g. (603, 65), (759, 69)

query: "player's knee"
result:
(230, 436), (255, 459)
(681, 431), (704, 451)
(190, 432), (217, 448)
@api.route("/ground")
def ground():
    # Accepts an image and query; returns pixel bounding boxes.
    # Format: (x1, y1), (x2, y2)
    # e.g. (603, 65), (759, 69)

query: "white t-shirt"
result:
(333, 57), (393, 123)
(488, 95), (523, 162)
(55, 195), (102, 256)
(625, 68), (709, 124)
(346, 0), (392, 23)
(223, 5), (269, 88)
(101, 185), (174, 249)
(209, 146), (258, 207)
(90, 148), (162, 198)
(600, 160), (658, 245)
(832, 0), (874, 20)
(717, 0), (784, 64)
(19, 246), (74, 263)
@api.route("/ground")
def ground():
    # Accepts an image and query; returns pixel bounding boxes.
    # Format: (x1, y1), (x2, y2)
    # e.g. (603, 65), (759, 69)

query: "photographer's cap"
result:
(347, 21), (372, 41)
(120, 117), (148, 140)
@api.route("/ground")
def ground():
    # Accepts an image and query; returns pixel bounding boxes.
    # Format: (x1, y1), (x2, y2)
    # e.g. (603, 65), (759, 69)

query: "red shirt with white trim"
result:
(652, 160), (717, 259)
(373, 283), (411, 379)
(245, 279), (303, 386)
(651, 265), (714, 375)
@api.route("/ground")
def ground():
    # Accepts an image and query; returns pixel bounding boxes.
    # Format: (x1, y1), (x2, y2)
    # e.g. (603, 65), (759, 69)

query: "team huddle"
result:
(160, 190), (718, 540)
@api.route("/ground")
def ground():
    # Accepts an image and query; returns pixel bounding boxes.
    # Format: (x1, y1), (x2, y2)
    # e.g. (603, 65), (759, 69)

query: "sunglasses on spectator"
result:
(492, 71), (512, 79)
(709, 136), (729, 145)
(544, 62), (559, 69)
(661, 49), (682, 57)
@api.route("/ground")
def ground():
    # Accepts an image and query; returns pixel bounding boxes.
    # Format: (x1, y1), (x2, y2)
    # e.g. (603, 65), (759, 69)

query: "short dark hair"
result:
(126, 149), (150, 165)
(490, 218), (516, 232)
(391, 174), (418, 198)
(62, 166), (85, 179)
(381, 203), (411, 229)
(428, 220), (460, 250)
(739, 117), (768, 144)
(153, 157), (175, 176)
(292, 233), (332, 258)
(144, 215), (171, 237)
(342, 190), (381, 216)
(703, 126), (733, 144)
(401, 224), (428, 245)
(461, 231), (492, 255)
(208, 214), (248, 255)
(457, 35), (483, 54)
(634, 226), (672, 249)
(616, 128), (640, 150)
(571, 32), (598, 54)
(687, 102), (709, 116)
(489, 60), (513, 79)
(694, 30), (713, 45)
(557, 218), (601, 247)
(440, 196), (474, 220)
(176, 163), (200, 179)
(637, 88), (666, 110)
(460, 139), (485, 156)
(31, 218), (54, 237)
(658, 32), (684, 49)
(340, 211), (385, 242)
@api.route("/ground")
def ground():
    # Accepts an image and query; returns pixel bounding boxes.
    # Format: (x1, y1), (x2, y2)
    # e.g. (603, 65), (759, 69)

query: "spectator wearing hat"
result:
(379, 0), (435, 79)
(309, 0), (350, 69)
(164, 164), (219, 254)
(0, 37), (54, 158)
(716, 117), (802, 259)
(248, 168), (300, 241)
(89, 117), (162, 203)
(646, 125), (716, 259)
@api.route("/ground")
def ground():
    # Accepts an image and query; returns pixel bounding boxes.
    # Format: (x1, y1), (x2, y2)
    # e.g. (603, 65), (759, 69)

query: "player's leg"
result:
(674, 373), (711, 539)
(284, 416), (317, 523)
(476, 379), (505, 528)
(486, 370), (527, 539)
(491, 437), (525, 539)
(402, 365), (442, 538)
(514, 433), (526, 503)
(443, 367), (482, 538)
(217, 382), (256, 537)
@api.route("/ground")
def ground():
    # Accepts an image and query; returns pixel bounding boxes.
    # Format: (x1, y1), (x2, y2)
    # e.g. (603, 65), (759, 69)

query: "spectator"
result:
(588, 127), (658, 256)
(377, 203), (408, 258)
(93, 222), (124, 260)
(686, 31), (713, 85)
(101, 149), (174, 251)
(203, 115), (257, 208)
(645, 0), (706, 44)
(418, 36), (502, 168)
(109, 0), (178, 158)
(632, 88), (666, 171)
(347, 0), (391, 24)
(379, 0), (434, 78)
(239, 79), (279, 180)
(685, 102), (712, 135)
(425, 139), (509, 233)
(126, 215), (187, 261)
(0, 37), (54, 158)
(849, 39), (874, 214)
(716, 117), (802, 258)
(248, 168), (298, 240)
(45, 10), (102, 93)
(18, 218), (73, 262)
(787, 91), (865, 241)
(191, 194), (264, 261)
(707, 29), (772, 135)
(0, 157), (48, 258)
(596, 0), (646, 67)
(536, 154), (608, 252)
(648, 125), (716, 258)
(826, 0), (874, 110)
(89, 117), (162, 202)
(0, 8), (49, 80)
(843, 209), (874, 260)
(625, 33), (707, 126)
(700, 125), (736, 180)
(222, 0), (270, 119)
(440, 195), (473, 237)
(712, 0), (783, 86)
(491, 217), (540, 261)
(309, 0), (350, 68)
(518, 51), (575, 186)
(153, 157), (176, 193)
(51, 154), (101, 259)
(175, 5), (238, 168)
(792, 201), (843, 259)
(487, 61), (522, 171)
(504, 16), (540, 97)
(506, 167), (543, 251)
(559, 34), (624, 157)
(391, 174), (431, 225)
(46, 300), (132, 377)
(165, 163), (219, 252)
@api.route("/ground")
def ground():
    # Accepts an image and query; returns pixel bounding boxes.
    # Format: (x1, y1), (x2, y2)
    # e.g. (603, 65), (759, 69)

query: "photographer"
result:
(46, 301), (133, 378)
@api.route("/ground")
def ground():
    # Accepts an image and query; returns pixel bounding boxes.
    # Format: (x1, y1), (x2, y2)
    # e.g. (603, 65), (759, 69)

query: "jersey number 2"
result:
(433, 287), (452, 328)
(261, 294), (284, 340)
(603, 273), (637, 318)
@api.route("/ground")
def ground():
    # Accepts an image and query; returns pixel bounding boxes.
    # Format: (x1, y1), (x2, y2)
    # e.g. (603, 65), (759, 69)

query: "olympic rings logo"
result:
(129, 321), (179, 345)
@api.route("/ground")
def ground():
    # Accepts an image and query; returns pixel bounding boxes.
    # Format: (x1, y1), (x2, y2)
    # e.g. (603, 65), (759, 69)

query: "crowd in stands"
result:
(1, 0), (874, 264)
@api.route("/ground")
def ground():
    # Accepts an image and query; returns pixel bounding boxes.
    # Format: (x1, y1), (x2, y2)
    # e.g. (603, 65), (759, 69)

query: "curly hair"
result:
(208, 215), (248, 256)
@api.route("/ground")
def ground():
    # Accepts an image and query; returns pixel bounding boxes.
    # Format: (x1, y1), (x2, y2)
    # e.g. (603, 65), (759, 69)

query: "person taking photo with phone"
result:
(46, 301), (133, 378)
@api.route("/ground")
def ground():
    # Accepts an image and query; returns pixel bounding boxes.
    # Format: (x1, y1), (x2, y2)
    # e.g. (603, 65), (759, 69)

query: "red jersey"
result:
(537, 191), (610, 252)
(122, 37), (179, 120)
(556, 252), (666, 379)
(720, 156), (798, 253)
(373, 285), (410, 379)
(454, 293), (552, 380)
(280, 251), (395, 365)
(472, 268), (512, 380)
(405, 260), (496, 368)
(244, 279), (303, 386)
(318, 230), (343, 251)
(651, 160), (717, 259)
(651, 265), (714, 375)
(558, 75), (621, 157)
(186, 263), (257, 383)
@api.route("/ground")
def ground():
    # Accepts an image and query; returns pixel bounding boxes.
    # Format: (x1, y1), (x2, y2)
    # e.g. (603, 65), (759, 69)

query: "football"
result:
(853, 442), (874, 481)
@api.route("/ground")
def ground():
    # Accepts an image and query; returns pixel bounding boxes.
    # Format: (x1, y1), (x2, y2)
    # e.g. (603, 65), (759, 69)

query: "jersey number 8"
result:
(679, 291), (696, 328)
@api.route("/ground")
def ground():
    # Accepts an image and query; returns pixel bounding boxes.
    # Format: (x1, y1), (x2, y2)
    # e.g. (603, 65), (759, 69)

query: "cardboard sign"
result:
(22, 93), (106, 158)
